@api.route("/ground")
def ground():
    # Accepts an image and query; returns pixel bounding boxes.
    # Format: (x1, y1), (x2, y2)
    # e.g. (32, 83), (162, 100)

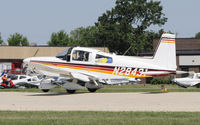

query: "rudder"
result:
(153, 33), (176, 70)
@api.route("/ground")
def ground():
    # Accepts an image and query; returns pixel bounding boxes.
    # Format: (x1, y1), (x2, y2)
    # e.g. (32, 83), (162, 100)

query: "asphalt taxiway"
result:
(0, 92), (200, 111)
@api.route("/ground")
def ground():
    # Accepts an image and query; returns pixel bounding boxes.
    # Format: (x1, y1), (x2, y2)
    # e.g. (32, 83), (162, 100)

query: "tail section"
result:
(153, 33), (176, 70)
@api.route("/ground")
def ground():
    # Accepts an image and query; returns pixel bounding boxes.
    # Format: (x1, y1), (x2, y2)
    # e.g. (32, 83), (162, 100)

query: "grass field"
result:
(0, 84), (200, 93)
(0, 111), (199, 125)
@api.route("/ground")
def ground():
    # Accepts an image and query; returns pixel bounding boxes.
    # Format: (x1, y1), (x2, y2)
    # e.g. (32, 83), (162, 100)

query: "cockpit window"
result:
(56, 47), (72, 62)
(72, 50), (89, 61)
(20, 76), (26, 79)
(95, 54), (112, 63)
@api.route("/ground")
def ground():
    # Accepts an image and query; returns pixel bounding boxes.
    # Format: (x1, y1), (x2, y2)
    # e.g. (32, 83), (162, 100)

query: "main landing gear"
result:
(42, 89), (49, 92)
(66, 89), (76, 94)
(87, 88), (97, 92)
(41, 88), (98, 94)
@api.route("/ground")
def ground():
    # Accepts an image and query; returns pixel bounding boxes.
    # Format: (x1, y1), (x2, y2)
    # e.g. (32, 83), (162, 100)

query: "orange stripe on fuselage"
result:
(32, 61), (149, 78)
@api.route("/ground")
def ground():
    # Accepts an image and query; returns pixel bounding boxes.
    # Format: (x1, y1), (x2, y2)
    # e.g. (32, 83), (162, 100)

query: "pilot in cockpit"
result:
(77, 51), (84, 61)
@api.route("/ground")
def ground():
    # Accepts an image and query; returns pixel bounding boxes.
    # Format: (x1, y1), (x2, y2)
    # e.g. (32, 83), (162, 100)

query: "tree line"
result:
(1, 0), (199, 55)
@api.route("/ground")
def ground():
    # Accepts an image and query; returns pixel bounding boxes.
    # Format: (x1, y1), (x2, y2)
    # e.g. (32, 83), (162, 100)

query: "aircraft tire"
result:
(66, 89), (76, 94)
(42, 89), (49, 92)
(0, 85), (5, 89)
(87, 88), (97, 93)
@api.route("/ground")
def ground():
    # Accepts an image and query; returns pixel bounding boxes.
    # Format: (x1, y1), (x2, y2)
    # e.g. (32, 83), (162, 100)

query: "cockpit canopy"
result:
(56, 47), (113, 63)
(188, 73), (200, 79)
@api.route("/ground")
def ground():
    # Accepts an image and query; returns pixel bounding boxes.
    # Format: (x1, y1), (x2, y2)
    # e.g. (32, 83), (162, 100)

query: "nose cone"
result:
(23, 57), (32, 69)
(23, 57), (31, 64)
(171, 78), (177, 83)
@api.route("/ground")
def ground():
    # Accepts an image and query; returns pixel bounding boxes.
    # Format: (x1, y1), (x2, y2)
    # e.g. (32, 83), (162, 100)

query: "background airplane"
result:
(0, 73), (42, 88)
(23, 33), (177, 93)
(172, 73), (200, 88)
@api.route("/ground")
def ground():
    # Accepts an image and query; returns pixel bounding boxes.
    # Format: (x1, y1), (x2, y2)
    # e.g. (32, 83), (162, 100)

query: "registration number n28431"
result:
(112, 67), (148, 77)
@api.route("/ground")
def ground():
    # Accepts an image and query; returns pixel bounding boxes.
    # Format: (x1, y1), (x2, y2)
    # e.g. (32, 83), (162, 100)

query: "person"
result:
(77, 51), (84, 61)
(2, 74), (8, 85)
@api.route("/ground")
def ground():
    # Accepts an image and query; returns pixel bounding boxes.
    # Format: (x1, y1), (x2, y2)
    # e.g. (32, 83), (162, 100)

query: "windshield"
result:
(56, 47), (72, 58)
(188, 74), (194, 78)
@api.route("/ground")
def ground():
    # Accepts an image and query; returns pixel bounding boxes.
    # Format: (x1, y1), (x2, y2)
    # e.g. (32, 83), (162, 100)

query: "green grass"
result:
(0, 111), (199, 125)
(1, 84), (200, 93)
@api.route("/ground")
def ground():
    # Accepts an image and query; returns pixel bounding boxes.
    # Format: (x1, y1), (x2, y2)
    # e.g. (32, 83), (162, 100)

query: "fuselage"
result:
(23, 47), (176, 80)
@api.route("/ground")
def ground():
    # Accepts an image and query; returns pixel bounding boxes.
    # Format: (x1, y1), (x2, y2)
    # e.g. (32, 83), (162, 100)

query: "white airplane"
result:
(172, 73), (200, 88)
(23, 33), (177, 93)
(0, 74), (42, 88)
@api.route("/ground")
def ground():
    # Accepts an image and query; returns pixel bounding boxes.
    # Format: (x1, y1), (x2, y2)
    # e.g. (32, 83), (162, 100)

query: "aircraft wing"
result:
(16, 82), (39, 88)
(99, 78), (141, 85)
(28, 61), (70, 76)
(70, 72), (93, 82)
(70, 71), (140, 84)
(27, 61), (95, 82)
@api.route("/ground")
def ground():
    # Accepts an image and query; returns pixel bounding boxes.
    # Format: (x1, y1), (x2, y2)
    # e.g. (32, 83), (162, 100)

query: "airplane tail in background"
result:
(153, 33), (176, 70)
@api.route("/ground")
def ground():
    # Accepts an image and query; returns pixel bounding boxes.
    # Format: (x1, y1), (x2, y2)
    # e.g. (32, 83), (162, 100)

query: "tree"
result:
(95, 0), (167, 55)
(195, 32), (200, 38)
(48, 30), (71, 46)
(8, 33), (29, 46)
(0, 33), (3, 44)
(70, 26), (98, 46)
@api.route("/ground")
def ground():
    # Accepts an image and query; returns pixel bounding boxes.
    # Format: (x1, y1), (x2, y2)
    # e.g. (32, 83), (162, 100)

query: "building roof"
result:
(139, 50), (200, 56)
(140, 38), (200, 56)
(0, 46), (109, 59)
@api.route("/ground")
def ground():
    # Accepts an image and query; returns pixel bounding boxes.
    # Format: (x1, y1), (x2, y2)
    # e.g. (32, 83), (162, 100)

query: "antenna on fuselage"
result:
(33, 48), (39, 57)
(123, 46), (131, 55)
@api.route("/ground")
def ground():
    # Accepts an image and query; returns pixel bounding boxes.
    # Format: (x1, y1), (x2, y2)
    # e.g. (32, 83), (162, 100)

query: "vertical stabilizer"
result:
(153, 33), (176, 70)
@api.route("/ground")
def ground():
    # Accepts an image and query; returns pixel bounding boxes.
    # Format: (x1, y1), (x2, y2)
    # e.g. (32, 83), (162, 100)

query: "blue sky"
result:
(158, 0), (200, 37)
(0, 0), (200, 45)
